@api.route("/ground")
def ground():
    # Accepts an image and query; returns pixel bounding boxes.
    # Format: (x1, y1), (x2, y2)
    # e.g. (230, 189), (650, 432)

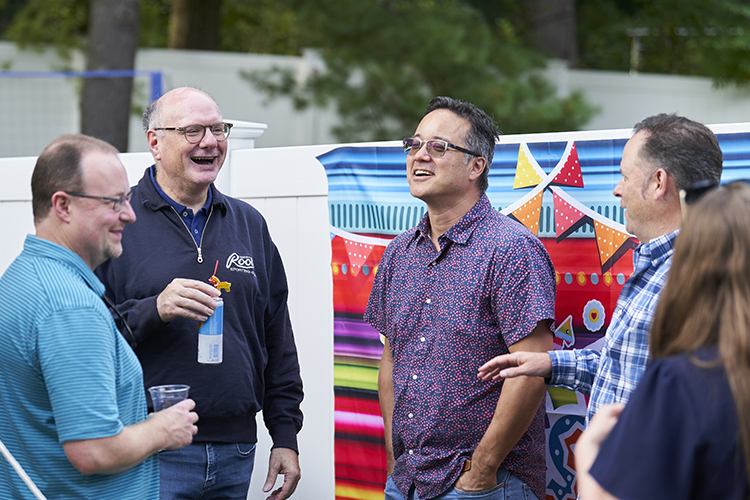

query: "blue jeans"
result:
(158, 442), (256, 500)
(384, 469), (539, 500)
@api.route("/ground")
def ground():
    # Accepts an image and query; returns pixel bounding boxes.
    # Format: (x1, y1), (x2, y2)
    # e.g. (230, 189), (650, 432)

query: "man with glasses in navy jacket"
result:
(96, 87), (303, 500)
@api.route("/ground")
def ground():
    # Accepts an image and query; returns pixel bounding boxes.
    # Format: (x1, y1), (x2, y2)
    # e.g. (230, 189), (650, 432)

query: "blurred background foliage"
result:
(577, 0), (750, 86)
(1, 0), (748, 142)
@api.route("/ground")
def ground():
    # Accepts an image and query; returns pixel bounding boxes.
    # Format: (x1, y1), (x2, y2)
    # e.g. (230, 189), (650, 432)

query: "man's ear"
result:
(50, 191), (73, 223)
(652, 168), (671, 201)
(147, 130), (161, 160)
(469, 156), (487, 182)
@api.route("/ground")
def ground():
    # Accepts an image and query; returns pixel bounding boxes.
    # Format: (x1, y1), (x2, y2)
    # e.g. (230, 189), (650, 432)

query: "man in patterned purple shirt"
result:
(364, 96), (556, 500)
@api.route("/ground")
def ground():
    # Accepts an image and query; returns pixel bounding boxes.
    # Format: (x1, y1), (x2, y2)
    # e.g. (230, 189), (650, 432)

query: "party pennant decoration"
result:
(510, 191), (544, 235)
(513, 145), (544, 189)
(553, 315), (576, 349)
(343, 238), (376, 278)
(503, 145), (637, 272)
(553, 192), (589, 241)
(594, 221), (637, 272)
(551, 142), (584, 188)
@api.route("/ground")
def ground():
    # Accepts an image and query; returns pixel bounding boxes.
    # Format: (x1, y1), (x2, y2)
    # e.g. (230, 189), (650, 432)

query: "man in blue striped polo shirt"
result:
(0, 134), (199, 499)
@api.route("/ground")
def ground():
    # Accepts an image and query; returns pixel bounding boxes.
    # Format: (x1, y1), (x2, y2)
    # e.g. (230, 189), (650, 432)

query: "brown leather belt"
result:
(462, 459), (471, 472)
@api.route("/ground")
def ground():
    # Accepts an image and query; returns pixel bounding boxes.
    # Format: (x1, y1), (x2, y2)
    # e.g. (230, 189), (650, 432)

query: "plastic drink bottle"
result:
(198, 297), (223, 364)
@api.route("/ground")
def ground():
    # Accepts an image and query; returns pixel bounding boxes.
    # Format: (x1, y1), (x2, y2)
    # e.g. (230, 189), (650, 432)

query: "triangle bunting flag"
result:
(342, 238), (377, 278)
(513, 145), (544, 189)
(551, 142), (584, 188)
(511, 191), (544, 235)
(553, 315), (576, 349)
(503, 143), (636, 272)
(553, 192), (589, 241)
(594, 221), (637, 272)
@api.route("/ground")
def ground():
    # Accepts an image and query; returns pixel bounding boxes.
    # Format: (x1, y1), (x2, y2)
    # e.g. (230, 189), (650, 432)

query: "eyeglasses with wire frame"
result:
(403, 138), (482, 158)
(154, 122), (233, 144)
(65, 190), (133, 212)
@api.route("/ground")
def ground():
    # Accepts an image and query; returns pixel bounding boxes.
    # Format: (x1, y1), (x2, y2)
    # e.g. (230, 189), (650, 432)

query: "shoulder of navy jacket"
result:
(214, 199), (228, 216)
(209, 184), (229, 216)
(135, 167), (167, 212)
(140, 188), (171, 212)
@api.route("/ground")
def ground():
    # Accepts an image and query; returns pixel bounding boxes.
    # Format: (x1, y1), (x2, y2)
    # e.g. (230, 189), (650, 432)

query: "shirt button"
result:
(182, 211), (189, 217)
(412, 374), (418, 380)
(420, 337), (425, 342)
(408, 450), (414, 455)
(425, 298), (432, 304)
(408, 413), (414, 418)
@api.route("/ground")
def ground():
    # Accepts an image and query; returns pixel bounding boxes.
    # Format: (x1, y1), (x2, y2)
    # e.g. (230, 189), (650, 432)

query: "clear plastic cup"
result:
(147, 384), (190, 412)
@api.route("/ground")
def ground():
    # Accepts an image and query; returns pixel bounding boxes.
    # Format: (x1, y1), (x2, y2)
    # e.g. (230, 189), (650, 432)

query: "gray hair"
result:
(633, 113), (723, 192)
(142, 98), (162, 133)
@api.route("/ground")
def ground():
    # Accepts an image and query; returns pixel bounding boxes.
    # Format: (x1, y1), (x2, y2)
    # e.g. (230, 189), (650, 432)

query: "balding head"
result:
(142, 87), (227, 209)
(142, 87), (219, 133)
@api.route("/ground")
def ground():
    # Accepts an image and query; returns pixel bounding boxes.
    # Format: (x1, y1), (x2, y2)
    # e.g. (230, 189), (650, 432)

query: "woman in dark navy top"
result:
(575, 180), (750, 500)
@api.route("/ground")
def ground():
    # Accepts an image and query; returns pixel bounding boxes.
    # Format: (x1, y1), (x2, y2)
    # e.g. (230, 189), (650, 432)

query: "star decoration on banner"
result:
(502, 141), (637, 273)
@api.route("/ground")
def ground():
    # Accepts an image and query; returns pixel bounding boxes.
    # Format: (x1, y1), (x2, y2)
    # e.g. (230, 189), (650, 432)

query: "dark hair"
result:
(633, 113), (723, 191)
(649, 181), (750, 482)
(425, 96), (500, 194)
(31, 134), (118, 222)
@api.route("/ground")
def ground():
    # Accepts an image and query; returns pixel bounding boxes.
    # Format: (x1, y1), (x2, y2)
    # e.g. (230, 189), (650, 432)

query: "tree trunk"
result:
(80, 0), (141, 152)
(168, 0), (223, 50)
(527, 0), (578, 66)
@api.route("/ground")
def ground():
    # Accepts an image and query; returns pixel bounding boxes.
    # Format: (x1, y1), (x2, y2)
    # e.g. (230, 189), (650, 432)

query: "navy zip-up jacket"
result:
(96, 168), (303, 451)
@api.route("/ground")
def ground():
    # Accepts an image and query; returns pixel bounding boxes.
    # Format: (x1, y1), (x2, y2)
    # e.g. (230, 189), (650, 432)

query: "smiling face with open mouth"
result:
(406, 109), (481, 211)
(149, 88), (228, 205)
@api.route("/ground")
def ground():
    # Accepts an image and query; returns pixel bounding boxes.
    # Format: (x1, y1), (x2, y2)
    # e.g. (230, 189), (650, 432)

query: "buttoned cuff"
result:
(548, 349), (577, 387)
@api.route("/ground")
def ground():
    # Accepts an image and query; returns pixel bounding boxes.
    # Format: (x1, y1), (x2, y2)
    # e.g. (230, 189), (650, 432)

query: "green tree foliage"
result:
(219, 0), (305, 54)
(0, 0), (169, 52)
(577, 0), (750, 86)
(1, 0), (87, 56)
(1, 0), (141, 151)
(0, 0), (598, 142)
(138, 0), (170, 48)
(243, 0), (597, 141)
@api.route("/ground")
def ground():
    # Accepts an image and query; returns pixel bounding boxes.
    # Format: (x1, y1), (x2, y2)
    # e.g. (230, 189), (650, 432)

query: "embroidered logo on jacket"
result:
(226, 252), (255, 275)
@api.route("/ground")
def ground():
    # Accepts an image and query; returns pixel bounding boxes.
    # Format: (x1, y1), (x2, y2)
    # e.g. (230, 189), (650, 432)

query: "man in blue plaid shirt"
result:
(477, 114), (723, 424)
